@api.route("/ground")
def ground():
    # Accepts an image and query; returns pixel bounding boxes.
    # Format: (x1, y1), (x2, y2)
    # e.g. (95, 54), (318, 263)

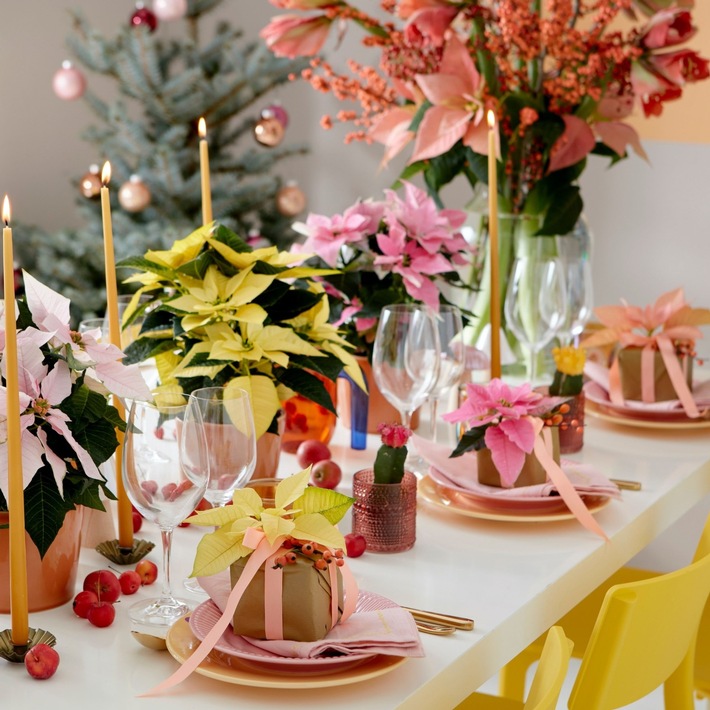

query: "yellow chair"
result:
(500, 512), (710, 709)
(454, 626), (573, 710)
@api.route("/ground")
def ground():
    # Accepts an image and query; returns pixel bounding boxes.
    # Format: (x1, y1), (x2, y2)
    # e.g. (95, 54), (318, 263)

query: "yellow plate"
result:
(418, 476), (611, 522)
(586, 401), (710, 430)
(165, 617), (408, 689)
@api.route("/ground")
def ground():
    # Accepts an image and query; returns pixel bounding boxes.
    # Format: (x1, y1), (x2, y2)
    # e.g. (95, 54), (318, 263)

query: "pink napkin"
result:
(584, 361), (710, 413)
(412, 434), (621, 501)
(198, 571), (425, 659)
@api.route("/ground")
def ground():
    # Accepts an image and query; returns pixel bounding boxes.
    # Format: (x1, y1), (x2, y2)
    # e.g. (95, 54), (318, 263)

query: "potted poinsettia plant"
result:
(352, 423), (417, 553)
(0, 272), (151, 557)
(118, 223), (366, 462)
(444, 379), (561, 488)
(186, 468), (356, 642)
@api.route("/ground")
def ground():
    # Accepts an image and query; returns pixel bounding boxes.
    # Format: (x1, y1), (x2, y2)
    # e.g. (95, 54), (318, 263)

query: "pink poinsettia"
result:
(260, 14), (332, 58)
(411, 35), (489, 162)
(443, 379), (559, 487)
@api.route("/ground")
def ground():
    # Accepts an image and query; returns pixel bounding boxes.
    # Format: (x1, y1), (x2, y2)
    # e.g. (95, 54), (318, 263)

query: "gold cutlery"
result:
(414, 620), (457, 636)
(403, 606), (474, 631)
(610, 478), (642, 491)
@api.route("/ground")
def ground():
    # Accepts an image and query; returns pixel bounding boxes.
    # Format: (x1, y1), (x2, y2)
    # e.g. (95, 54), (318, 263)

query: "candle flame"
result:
(2, 195), (10, 226)
(487, 110), (496, 129)
(101, 161), (111, 186)
(198, 117), (207, 139)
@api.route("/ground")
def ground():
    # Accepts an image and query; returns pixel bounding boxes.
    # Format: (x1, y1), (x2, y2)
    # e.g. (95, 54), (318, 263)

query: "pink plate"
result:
(188, 591), (395, 675)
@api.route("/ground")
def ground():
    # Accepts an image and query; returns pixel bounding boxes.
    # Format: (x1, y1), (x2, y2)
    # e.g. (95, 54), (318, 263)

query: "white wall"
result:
(1, 1), (709, 565)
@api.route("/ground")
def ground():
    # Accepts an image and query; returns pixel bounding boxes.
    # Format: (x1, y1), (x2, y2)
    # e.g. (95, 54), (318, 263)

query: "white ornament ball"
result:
(118, 175), (152, 213)
(153, 0), (188, 21)
(52, 61), (86, 101)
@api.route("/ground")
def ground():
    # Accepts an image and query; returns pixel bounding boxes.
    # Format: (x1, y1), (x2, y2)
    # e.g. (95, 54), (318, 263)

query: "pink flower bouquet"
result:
(443, 379), (560, 487)
(293, 181), (472, 354)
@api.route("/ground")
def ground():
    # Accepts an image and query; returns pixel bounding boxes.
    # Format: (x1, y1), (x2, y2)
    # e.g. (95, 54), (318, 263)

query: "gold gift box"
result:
(617, 347), (693, 402)
(230, 553), (344, 642)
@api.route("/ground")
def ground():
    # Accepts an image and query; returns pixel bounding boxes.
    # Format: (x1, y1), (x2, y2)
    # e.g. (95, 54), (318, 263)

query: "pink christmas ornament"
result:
(52, 61), (86, 101)
(266, 103), (289, 129)
(118, 175), (152, 213)
(131, 3), (158, 32)
(153, 0), (188, 21)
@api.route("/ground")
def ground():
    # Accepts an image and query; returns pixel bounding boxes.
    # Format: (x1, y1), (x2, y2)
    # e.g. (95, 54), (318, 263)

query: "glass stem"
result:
(158, 527), (174, 603)
(430, 397), (440, 443)
(400, 410), (412, 429)
(529, 347), (537, 385)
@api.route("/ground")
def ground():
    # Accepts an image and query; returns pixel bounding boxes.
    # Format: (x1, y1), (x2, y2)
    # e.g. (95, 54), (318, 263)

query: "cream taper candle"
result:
(487, 110), (501, 379)
(198, 117), (213, 225)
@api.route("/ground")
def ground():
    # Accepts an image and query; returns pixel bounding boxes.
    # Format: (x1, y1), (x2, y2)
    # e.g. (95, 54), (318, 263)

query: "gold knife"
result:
(403, 606), (474, 631)
(415, 620), (457, 636)
(610, 478), (642, 491)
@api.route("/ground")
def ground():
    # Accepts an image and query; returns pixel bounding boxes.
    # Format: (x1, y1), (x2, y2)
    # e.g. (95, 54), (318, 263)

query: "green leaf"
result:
(23, 468), (70, 559)
(268, 289), (324, 322)
(537, 185), (583, 236)
(450, 427), (487, 458)
(123, 337), (175, 366)
(275, 368), (336, 414)
(211, 224), (252, 254)
(74, 419), (120, 467)
(176, 250), (214, 279)
(288, 353), (345, 382)
(116, 255), (173, 277)
(291, 486), (354, 525)
(464, 149), (489, 184)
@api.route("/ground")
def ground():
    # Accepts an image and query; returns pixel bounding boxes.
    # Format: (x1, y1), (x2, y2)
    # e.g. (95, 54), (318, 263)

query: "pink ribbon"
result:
(140, 527), (358, 696)
(531, 419), (609, 541)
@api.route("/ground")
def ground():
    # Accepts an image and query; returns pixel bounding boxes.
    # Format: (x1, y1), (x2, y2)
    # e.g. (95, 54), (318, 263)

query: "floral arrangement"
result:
(0, 273), (151, 556)
(118, 223), (365, 438)
(373, 422), (412, 484)
(292, 181), (472, 355)
(262, 0), (709, 233)
(443, 379), (559, 486)
(549, 345), (586, 396)
(186, 468), (353, 578)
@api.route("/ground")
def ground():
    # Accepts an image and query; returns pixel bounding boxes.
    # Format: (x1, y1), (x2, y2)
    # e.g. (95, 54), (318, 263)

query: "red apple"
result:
(87, 601), (116, 628)
(119, 570), (142, 595)
(83, 569), (121, 603)
(72, 590), (98, 618)
(24, 643), (60, 680)
(297, 440), (331, 468)
(310, 459), (342, 489)
(132, 510), (143, 533)
(345, 533), (367, 558)
(135, 559), (158, 585)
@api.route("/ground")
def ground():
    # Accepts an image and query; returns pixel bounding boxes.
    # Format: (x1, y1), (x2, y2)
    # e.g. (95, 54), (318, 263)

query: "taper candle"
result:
(3, 196), (29, 645)
(487, 110), (501, 379)
(100, 163), (132, 550)
(198, 117), (213, 225)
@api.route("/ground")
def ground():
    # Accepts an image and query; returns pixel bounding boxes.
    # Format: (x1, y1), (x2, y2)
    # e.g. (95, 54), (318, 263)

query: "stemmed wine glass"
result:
(372, 304), (440, 470)
(183, 386), (257, 595)
(556, 234), (594, 346)
(504, 248), (568, 384)
(426, 305), (465, 442)
(123, 397), (209, 632)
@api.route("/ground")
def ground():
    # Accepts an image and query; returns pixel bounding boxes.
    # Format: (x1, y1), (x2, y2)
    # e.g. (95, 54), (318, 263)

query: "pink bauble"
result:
(153, 0), (188, 21)
(52, 61), (86, 101)
(118, 175), (152, 213)
(266, 104), (289, 129)
(130, 3), (158, 31)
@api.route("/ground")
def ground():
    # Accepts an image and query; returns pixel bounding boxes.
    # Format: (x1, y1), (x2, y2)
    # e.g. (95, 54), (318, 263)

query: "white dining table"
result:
(2, 412), (710, 709)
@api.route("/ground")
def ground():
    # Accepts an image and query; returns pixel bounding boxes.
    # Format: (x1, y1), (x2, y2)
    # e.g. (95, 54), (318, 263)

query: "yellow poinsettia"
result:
(117, 222), (365, 441)
(187, 468), (354, 578)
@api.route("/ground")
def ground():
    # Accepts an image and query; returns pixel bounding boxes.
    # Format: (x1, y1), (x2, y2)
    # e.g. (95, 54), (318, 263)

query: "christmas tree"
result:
(17, 0), (309, 321)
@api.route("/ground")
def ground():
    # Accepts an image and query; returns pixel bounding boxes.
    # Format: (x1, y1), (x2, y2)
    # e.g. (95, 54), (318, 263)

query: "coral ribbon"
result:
(139, 527), (358, 696)
(532, 419), (609, 541)
(608, 331), (699, 417)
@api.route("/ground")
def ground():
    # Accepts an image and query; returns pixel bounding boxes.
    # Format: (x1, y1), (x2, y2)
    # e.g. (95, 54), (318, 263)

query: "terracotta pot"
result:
(252, 412), (285, 480)
(337, 355), (418, 434)
(351, 469), (417, 553)
(477, 429), (560, 488)
(0, 507), (84, 612)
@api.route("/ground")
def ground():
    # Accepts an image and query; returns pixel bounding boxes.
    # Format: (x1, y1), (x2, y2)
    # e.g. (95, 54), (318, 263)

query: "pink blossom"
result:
(640, 9), (696, 50)
(631, 61), (683, 116)
(378, 422), (411, 448)
(399, 0), (459, 46)
(647, 48), (710, 86)
(411, 36), (488, 163)
(260, 14), (332, 58)
(269, 0), (337, 8)
(548, 115), (596, 173)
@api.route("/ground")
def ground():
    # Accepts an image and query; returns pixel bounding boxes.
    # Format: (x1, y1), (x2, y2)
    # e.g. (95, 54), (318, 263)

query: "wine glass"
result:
(425, 305), (465, 443)
(372, 304), (440, 470)
(504, 251), (567, 384)
(183, 385), (256, 594)
(556, 235), (594, 346)
(123, 397), (209, 632)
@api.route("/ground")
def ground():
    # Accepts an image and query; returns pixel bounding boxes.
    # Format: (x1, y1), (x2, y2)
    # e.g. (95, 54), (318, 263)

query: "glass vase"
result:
(352, 469), (417, 553)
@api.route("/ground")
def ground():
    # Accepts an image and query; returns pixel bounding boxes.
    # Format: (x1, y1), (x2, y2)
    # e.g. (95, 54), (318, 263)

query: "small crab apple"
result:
(119, 570), (142, 595)
(344, 533), (366, 558)
(132, 510), (143, 533)
(24, 643), (60, 680)
(83, 569), (121, 603)
(87, 600), (116, 628)
(72, 590), (98, 618)
(296, 440), (331, 468)
(310, 459), (342, 489)
(135, 559), (158, 585)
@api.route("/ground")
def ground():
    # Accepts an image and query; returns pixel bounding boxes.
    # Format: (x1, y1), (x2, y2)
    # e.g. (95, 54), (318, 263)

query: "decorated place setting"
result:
(2, 1), (710, 708)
